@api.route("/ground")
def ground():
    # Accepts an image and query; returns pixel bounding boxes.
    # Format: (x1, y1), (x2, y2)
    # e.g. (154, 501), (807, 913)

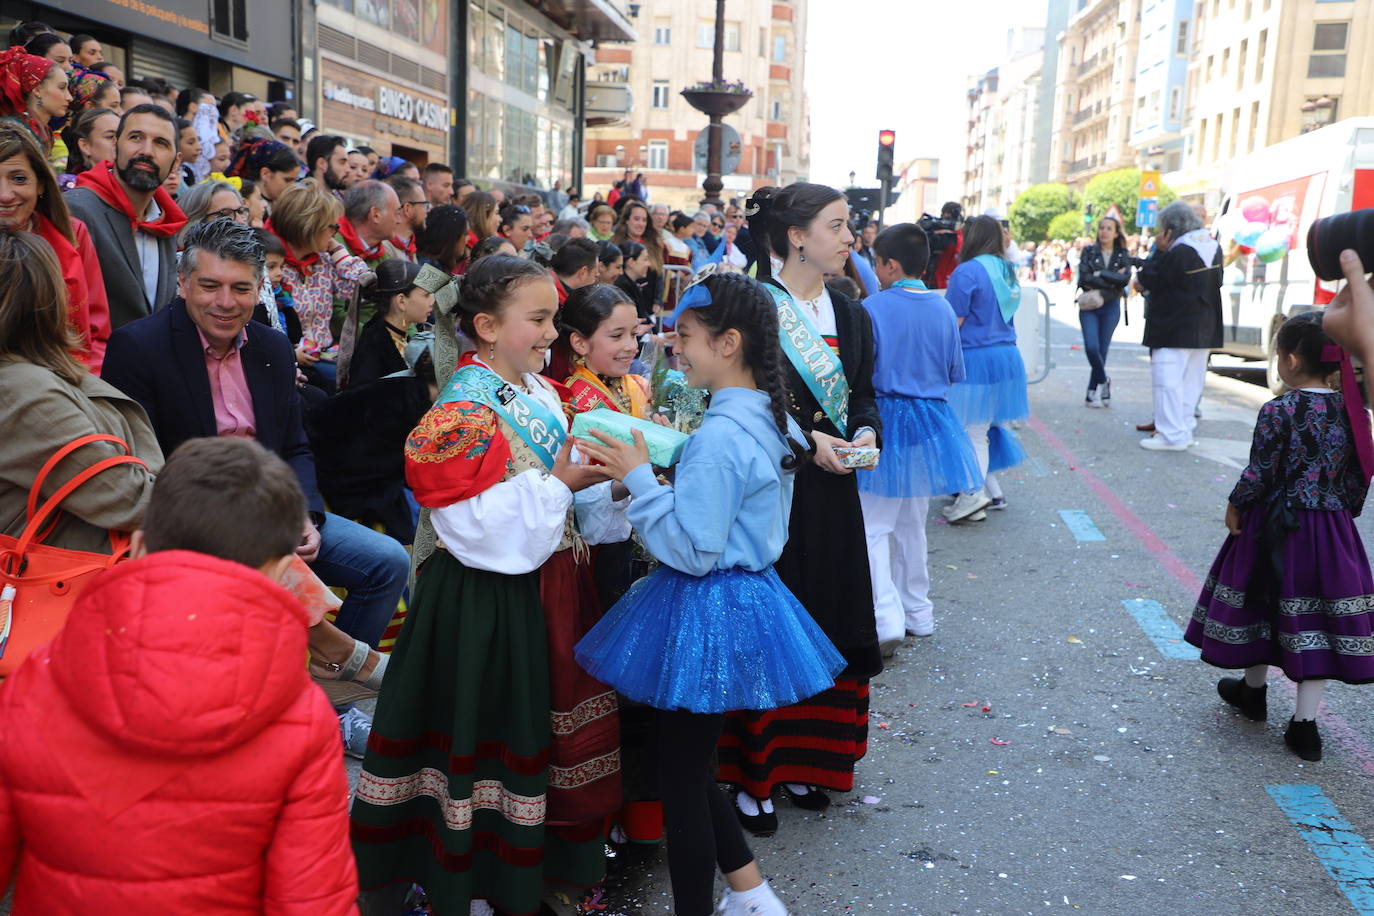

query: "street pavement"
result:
(595, 282), (1374, 915)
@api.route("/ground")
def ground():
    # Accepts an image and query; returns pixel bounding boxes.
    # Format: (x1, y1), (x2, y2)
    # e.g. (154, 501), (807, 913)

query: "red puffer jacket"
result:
(0, 551), (359, 915)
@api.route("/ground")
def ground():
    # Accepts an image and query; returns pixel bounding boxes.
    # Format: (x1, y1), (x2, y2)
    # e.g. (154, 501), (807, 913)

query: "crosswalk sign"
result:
(1137, 197), (1159, 228)
(1139, 170), (1160, 199)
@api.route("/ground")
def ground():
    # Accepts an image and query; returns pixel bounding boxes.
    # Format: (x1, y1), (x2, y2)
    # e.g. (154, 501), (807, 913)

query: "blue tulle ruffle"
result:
(987, 424), (1028, 473)
(574, 565), (844, 714)
(948, 343), (1030, 427)
(857, 396), (982, 498)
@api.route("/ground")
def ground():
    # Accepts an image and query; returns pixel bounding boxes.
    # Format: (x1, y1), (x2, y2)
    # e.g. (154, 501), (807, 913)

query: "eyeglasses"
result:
(207, 207), (251, 221)
(404, 199), (431, 210)
(711, 221), (724, 229)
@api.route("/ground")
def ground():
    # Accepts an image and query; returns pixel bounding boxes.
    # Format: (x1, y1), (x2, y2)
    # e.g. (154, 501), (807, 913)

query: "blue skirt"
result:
(987, 424), (1028, 473)
(948, 343), (1030, 427)
(574, 565), (845, 714)
(857, 396), (982, 499)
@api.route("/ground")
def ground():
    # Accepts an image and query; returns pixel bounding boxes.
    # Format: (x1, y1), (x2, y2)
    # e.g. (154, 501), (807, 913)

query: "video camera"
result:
(917, 212), (961, 285)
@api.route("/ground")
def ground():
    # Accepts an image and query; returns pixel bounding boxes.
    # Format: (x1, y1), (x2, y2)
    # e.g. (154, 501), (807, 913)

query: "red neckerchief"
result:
(264, 220), (320, 279)
(74, 162), (187, 238)
(552, 272), (569, 305)
(393, 234), (417, 257)
(336, 216), (385, 260)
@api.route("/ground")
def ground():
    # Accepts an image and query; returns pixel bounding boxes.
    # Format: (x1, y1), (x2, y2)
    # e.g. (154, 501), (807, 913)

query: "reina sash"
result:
(437, 363), (566, 469)
(765, 283), (850, 432)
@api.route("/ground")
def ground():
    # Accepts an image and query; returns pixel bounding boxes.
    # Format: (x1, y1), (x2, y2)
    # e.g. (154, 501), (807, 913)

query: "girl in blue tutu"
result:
(944, 214), (1030, 522)
(857, 223), (982, 648)
(575, 271), (844, 916)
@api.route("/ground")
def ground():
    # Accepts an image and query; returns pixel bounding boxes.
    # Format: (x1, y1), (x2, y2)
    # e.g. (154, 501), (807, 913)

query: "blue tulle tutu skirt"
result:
(987, 424), (1028, 473)
(948, 343), (1030, 427)
(857, 396), (982, 498)
(574, 565), (845, 714)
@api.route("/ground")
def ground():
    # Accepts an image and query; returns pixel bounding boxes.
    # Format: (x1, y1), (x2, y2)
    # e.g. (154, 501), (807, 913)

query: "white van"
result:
(1212, 117), (1374, 390)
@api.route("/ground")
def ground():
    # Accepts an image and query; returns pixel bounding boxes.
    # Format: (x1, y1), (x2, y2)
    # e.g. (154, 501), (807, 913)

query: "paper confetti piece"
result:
(990, 738), (1011, 746)
(1067, 636), (1083, 644)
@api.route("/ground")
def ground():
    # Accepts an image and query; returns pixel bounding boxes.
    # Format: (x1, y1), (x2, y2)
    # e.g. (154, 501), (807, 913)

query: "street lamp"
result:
(849, 170), (856, 188)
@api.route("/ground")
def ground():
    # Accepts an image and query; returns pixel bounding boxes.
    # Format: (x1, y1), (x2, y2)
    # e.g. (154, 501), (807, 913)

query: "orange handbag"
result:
(0, 434), (147, 677)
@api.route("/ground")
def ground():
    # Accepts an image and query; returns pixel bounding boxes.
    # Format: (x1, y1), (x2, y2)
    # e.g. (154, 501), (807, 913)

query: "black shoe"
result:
(1285, 718), (1322, 762)
(733, 794), (778, 837)
(1217, 677), (1268, 721)
(782, 784), (831, 811)
(1100, 378), (1112, 404)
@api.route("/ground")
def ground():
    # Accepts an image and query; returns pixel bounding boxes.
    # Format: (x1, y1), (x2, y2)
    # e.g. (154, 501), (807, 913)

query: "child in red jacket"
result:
(0, 437), (360, 916)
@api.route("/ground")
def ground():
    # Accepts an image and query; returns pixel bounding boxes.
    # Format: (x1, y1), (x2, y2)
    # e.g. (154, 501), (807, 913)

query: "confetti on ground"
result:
(990, 738), (1011, 746)
(861, 795), (882, 805)
(1067, 636), (1083, 644)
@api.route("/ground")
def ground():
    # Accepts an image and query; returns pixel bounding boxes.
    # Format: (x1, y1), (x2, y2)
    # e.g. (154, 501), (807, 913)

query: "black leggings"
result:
(656, 709), (755, 916)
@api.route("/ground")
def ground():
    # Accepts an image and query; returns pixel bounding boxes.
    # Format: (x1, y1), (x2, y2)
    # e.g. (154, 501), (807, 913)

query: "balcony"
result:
(584, 81), (632, 127)
(1076, 52), (1110, 80)
(1071, 100), (1106, 126)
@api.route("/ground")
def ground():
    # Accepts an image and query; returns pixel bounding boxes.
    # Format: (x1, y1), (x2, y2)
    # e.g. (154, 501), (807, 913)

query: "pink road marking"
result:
(1027, 414), (1374, 776)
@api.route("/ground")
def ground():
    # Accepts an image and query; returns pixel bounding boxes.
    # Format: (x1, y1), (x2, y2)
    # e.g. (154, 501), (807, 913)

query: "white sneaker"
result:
(1139, 437), (1190, 452)
(942, 490), (991, 522)
(1084, 387), (1103, 408)
(906, 609), (934, 637)
(721, 880), (789, 915)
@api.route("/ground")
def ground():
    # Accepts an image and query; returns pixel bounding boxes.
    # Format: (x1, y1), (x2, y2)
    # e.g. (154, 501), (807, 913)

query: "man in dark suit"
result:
(102, 220), (409, 751)
(66, 104), (187, 329)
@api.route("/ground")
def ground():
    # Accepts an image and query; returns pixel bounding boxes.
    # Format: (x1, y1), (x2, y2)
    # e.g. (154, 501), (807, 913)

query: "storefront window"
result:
(485, 5), (504, 82)
(356, 0), (389, 29)
(469, 1), (483, 73)
(523, 26), (539, 97)
(537, 116), (551, 188)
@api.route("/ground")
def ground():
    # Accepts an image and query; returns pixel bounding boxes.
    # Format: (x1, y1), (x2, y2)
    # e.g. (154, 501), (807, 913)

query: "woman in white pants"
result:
(1134, 201), (1224, 451)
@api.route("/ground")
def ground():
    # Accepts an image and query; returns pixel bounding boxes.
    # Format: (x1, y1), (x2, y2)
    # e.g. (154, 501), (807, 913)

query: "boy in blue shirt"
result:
(857, 224), (981, 651)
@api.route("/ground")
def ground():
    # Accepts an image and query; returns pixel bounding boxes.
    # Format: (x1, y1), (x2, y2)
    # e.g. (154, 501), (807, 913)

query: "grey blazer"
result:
(65, 187), (179, 330)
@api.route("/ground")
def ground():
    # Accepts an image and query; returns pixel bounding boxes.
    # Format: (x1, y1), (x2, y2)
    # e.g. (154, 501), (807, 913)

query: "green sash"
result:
(765, 283), (850, 431)
(972, 254), (1021, 324)
(437, 363), (566, 469)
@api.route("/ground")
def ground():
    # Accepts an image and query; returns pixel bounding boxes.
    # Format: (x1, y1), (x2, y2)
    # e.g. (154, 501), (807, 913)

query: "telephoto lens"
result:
(1307, 209), (1374, 281)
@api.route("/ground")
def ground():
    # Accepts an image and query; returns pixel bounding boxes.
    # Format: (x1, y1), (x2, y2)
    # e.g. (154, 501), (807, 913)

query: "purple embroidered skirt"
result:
(1186, 505), (1374, 684)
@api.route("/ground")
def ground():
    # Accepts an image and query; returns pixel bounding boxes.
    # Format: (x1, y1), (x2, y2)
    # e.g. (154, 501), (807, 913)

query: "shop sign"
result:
(377, 87), (447, 131)
(323, 80), (377, 112)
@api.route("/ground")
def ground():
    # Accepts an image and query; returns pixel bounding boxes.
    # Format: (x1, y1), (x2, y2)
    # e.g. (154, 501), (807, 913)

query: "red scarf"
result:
(392, 234), (417, 257)
(337, 216), (385, 261)
(32, 213), (92, 357)
(0, 47), (53, 150)
(74, 162), (187, 238)
(264, 219), (320, 280)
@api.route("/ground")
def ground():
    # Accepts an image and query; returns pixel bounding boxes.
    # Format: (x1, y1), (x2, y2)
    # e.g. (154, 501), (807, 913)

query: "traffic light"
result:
(876, 129), (895, 184)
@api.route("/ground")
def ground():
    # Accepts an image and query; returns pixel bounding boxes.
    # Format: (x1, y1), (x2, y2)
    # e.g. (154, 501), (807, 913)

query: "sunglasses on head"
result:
(508, 204), (531, 215)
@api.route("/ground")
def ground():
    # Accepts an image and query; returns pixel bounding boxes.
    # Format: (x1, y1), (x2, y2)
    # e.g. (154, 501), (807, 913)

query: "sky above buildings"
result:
(805, 0), (1048, 205)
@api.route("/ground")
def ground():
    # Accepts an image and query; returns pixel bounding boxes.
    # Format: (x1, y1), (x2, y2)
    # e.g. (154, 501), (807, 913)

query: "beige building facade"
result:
(1170, 0), (1374, 208)
(582, 0), (810, 212)
(961, 27), (1046, 218)
(1048, 0), (1142, 188)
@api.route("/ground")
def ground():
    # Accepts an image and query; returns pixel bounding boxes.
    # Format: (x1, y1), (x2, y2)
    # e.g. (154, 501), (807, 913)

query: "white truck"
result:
(1211, 117), (1374, 391)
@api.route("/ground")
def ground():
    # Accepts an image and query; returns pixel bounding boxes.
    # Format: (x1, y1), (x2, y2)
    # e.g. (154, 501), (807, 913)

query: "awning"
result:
(530, 0), (638, 42)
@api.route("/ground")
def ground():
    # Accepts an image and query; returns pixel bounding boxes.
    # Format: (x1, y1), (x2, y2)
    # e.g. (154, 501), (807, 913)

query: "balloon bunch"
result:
(1222, 195), (1294, 264)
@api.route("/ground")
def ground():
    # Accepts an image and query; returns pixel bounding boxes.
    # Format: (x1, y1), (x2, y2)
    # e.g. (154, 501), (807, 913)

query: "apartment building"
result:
(1048, 0), (1142, 187)
(961, 26), (1046, 217)
(1129, 0), (1192, 172)
(582, 0), (811, 211)
(1172, 0), (1374, 209)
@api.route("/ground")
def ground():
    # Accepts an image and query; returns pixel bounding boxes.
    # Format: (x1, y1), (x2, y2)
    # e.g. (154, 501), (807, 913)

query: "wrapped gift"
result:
(834, 446), (880, 469)
(572, 408), (691, 467)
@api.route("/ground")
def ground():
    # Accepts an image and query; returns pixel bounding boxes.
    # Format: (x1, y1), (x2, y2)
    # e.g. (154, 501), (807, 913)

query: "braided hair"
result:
(1275, 311), (1341, 380)
(684, 271), (810, 470)
(454, 254), (550, 340)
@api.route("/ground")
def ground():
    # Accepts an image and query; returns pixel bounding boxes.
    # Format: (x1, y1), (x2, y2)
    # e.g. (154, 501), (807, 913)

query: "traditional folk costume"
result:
(857, 279), (981, 641)
(1187, 387), (1374, 683)
(564, 364), (663, 845)
(716, 281), (883, 802)
(945, 256), (1030, 496)
(351, 354), (624, 915)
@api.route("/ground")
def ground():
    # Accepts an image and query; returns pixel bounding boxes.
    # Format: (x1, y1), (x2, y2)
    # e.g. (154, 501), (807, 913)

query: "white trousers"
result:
(1151, 348), (1209, 446)
(964, 424), (1004, 500)
(859, 491), (932, 642)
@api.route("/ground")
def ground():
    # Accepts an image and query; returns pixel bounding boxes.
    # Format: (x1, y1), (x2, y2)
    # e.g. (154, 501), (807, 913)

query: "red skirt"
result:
(716, 678), (870, 797)
(539, 548), (622, 826)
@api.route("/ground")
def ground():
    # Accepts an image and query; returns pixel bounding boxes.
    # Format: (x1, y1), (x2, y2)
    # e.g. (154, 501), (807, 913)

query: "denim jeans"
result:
(311, 512), (410, 648)
(1078, 296), (1121, 389)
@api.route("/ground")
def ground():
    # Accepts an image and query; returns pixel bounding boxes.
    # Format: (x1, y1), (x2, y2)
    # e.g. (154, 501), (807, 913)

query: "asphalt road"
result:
(595, 283), (1374, 915)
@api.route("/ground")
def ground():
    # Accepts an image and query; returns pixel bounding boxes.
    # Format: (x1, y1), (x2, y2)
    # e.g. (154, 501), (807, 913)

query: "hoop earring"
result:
(798, 245), (806, 263)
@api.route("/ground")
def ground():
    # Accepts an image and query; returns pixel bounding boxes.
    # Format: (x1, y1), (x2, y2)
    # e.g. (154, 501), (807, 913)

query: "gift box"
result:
(571, 408), (691, 467)
(834, 446), (880, 469)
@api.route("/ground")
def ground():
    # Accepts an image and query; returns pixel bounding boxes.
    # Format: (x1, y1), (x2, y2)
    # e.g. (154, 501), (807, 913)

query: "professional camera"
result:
(917, 212), (961, 285)
(1307, 209), (1374, 281)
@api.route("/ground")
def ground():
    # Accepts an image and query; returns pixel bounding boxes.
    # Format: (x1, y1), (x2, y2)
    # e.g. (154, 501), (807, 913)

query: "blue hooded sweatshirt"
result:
(623, 387), (803, 576)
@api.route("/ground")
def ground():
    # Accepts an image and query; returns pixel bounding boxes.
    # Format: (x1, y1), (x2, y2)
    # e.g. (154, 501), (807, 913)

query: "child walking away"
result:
(717, 183), (882, 837)
(0, 437), (359, 915)
(1186, 312), (1374, 762)
(857, 223), (982, 651)
(944, 214), (1030, 521)
(351, 255), (623, 916)
(575, 272), (845, 916)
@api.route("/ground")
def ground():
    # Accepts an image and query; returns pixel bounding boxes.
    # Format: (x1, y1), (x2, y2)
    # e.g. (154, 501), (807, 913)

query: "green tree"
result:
(1082, 169), (1178, 234)
(1047, 210), (1087, 242)
(1008, 183), (1078, 243)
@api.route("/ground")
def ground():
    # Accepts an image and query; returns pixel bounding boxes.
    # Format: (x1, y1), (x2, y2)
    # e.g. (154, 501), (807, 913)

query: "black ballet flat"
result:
(782, 784), (831, 811)
(1217, 677), (1267, 721)
(733, 796), (778, 837)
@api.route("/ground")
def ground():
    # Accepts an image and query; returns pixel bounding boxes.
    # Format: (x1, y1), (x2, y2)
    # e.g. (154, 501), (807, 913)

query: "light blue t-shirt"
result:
(945, 259), (1017, 349)
(624, 388), (802, 576)
(862, 285), (965, 400)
